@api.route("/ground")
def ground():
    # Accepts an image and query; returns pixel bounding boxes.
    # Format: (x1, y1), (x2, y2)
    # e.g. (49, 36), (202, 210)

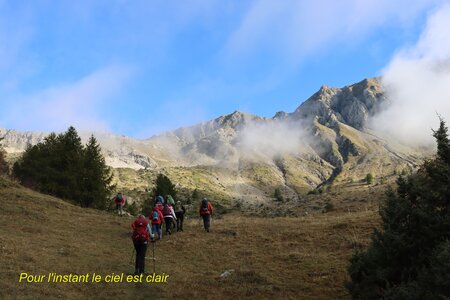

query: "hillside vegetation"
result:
(1, 176), (380, 299)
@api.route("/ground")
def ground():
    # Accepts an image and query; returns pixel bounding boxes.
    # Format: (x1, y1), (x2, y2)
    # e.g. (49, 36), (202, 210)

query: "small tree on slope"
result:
(152, 173), (177, 200)
(0, 137), (9, 175)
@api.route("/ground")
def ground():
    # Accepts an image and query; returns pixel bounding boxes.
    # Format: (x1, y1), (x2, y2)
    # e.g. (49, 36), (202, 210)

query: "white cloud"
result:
(226, 0), (442, 64)
(237, 119), (310, 159)
(371, 3), (450, 146)
(3, 65), (133, 133)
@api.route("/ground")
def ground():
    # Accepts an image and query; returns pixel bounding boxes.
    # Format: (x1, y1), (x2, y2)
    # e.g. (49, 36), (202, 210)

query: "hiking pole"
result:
(130, 248), (135, 266)
(152, 241), (156, 274)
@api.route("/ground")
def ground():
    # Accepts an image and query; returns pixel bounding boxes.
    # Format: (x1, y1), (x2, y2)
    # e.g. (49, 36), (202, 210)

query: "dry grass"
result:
(0, 177), (379, 299)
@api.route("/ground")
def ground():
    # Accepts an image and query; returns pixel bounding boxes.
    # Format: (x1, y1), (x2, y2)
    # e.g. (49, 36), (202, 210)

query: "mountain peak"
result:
(348, 77), (382, 96)
(216, 110), (264, 129)
(293, 77), (385, 129)
(273, 111), (288, 119)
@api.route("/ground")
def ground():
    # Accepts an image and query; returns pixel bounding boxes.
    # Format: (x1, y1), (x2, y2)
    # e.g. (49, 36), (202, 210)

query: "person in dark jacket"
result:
(131, 215), (151, 275)
(199, 198), (213, 232)
(174, 201), (186, 232)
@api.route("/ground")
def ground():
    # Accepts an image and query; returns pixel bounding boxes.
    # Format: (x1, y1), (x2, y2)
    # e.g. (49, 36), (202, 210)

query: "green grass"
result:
(1, 177), (380, 299)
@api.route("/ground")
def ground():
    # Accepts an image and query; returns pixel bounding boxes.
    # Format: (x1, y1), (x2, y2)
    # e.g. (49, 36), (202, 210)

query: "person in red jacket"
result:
(199, 198), (213, 232)
(113, 192), (126, 216)
(131, 215), (151, 275)
(154, 197), (164, 213)
(149, 206), (164, 240)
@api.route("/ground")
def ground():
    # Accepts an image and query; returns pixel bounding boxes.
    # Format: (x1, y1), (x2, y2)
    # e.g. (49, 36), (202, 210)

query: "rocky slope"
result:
(0, 77), (427, 204)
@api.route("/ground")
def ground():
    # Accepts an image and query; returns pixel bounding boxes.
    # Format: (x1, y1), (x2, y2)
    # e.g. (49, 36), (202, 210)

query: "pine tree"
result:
(59, 127), (84, 200)
(191, 188), (201, 204)
(347, 119), (450, 299)
(152, 173), (177, 200)
(13, 127), (115, 210)
(0, 137), (9, 175)
(80, 135), (115, 208)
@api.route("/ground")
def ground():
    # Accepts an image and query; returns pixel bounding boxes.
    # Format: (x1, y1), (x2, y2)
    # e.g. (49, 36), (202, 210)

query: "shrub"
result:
(365, 173), (374, 185)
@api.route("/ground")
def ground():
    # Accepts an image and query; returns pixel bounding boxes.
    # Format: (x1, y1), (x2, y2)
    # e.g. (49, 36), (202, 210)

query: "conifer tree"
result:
(13, 127), (114, 209)
(347, 119), (450, 299)
(153, 173), (177, 200)
(58, 127), (84, 200)
(0, 137), (9, 175)
(365, 173), (374, 185)
(80, 135), (115, 208)
(191, 188), (201, 203)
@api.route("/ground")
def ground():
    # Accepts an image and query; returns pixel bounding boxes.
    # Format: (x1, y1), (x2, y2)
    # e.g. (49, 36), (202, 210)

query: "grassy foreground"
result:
(0, 177), (379, 299)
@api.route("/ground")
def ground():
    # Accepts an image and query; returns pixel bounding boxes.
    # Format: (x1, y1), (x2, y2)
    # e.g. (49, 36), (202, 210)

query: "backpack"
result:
(152, 210), (159, 222)
(156, 196), (164, 204)
(132, 219), (149, 242)
(166, 195), (175, 206)
(115, 193), (123, 204)
(163, 204), (172, 216)
(201, 199), (209, 212)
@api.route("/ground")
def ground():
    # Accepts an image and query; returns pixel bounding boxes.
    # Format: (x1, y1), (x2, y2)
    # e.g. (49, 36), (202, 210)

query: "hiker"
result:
(199, 198), (213, 232)
(174, 201), (186, 232)
(162, 202), (177, 235)
(154, 196), (164, 212)
(155, 195), (164, 205)
(131, 215), (151, 275)
(113, 192), (126, 216)
(150, 206), (164, 240)
(165, 194), (176, 206)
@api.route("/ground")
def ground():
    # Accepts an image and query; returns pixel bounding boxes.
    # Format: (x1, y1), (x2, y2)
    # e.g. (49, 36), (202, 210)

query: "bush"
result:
(307, 187), (324, 195)
(324, 201), (334, 212)
(141, 197), (154, 217)
(365, 173), (374, 185)
(191, 188), (201, 204)
(127, 202), (139, 216)
(274, 187), (284, 202)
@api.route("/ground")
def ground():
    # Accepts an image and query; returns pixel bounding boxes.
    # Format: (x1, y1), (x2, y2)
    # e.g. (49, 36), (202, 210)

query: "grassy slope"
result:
(1, 177), (380, 299)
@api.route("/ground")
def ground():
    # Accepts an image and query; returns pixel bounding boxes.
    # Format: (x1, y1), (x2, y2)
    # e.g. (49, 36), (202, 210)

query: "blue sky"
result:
(0, 0), (447, 138)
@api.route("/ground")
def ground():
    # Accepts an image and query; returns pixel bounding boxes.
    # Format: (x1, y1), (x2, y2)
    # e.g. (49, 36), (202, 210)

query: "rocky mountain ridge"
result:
(1, 77), (427, 204)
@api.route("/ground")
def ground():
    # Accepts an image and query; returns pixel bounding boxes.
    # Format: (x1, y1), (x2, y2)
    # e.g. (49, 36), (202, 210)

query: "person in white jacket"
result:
(162, 203), (177, 235)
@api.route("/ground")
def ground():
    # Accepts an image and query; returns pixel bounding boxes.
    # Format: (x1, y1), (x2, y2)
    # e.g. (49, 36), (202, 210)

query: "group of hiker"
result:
(114, 192), (214, 275)
(150, 195), (185, 237)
